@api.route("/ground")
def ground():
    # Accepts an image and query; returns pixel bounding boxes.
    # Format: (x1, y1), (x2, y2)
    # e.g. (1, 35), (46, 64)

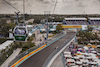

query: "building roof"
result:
(64, 18), (87, 20)
(64, 18), (100, 20)
(90, 18), (100, 20)
(0, 40), (13, 51)
(67, 59), (75, 62)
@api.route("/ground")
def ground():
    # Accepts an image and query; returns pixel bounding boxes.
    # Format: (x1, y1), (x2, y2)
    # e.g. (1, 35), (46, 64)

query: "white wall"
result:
(82, 25), (87, 30)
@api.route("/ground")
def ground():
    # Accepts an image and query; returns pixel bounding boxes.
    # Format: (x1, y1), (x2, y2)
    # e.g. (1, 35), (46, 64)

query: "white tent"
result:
(78, 48), (83, 50)
(97, 53), (100, 55)
(83, 46), (88, 50)
(76, 61), (82, 64)
(77, 55), (85, 58)
(93, 57), (98, 60)
(87, 53), (94, 56)
(89, 62), (97, 64)
(89, 53), (95, 56)
(81, 59), (89, 63)
(83, 53), (89, 55)
(90, 48), (94, 50)
(71, 65), (78, 67)
(77, 51), (81, 54)
(74, 56), (79, 59)
(64, 51), (71, 55)
(64, 55), (72, 58)
(96, 59), (100, 65)
(88, 43), (92, 45)
(94, 58), (98, 62)
(92, 51), (97, 53)
(80, 53), (88, 55)
(86, 57), (92, 59)
(67, 59), (75, 62)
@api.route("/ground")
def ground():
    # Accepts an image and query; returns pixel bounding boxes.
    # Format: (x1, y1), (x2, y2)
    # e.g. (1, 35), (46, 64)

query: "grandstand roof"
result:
(0, 40), (13, 51)
(90, 18), (100, 20)
(64, 18), (87, 20)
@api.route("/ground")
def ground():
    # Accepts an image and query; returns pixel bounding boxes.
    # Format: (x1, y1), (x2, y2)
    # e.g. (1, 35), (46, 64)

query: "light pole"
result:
(44, 11), (50, 40)
(14, 12), (20, 25)
(30, 10), (31, 18)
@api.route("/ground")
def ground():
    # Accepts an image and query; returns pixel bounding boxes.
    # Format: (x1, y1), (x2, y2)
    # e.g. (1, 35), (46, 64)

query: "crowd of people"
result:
(63, 43), (100, 67)
(64, 20), (88, 25)
(90, 20), (100, 25)
(63, 20), (100, 25)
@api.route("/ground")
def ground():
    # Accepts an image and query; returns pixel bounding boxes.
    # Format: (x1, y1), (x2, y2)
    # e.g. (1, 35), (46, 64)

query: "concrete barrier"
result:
(46, 36), (75, 67)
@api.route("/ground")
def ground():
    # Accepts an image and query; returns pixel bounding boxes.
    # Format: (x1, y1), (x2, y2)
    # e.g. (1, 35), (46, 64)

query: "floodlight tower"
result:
(30, 10), (31, 17)
(44, 11), (51, 40)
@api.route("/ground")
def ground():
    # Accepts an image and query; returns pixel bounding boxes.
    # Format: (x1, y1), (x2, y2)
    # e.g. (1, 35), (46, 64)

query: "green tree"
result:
(56, 24), (63, 33)
(0, 19), (15, 37)
(86, 26), (93, 32)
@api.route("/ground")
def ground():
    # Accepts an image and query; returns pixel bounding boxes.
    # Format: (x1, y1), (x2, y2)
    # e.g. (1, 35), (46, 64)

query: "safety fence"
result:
(42, 33), (76, 67)
(9, 31), (65, 67)
(61, 53), (66, 67)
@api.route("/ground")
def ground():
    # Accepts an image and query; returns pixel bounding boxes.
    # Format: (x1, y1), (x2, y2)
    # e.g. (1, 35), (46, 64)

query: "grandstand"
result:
(89, 18), (100, 25)
(63, 18), (100, 25)
(63, 18), (89, 25)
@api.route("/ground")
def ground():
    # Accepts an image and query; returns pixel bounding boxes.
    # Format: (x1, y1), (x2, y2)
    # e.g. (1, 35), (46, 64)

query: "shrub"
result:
(0, 38), (7, 44)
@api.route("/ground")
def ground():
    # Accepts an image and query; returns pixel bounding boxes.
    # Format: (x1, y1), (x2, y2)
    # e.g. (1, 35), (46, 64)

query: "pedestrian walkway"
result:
(0, 48), (22, 67)
(50, 54), (64, 67)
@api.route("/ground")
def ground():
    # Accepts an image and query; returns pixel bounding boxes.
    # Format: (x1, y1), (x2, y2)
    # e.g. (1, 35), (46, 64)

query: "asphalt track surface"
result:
(19, 31), (76, 67)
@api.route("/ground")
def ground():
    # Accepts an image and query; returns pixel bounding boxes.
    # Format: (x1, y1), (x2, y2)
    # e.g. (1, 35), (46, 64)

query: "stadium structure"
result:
(63, 18), (100, 25)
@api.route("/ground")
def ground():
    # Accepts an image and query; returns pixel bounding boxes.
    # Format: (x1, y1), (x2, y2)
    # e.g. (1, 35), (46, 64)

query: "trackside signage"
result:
(62, 25), (82, 28)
